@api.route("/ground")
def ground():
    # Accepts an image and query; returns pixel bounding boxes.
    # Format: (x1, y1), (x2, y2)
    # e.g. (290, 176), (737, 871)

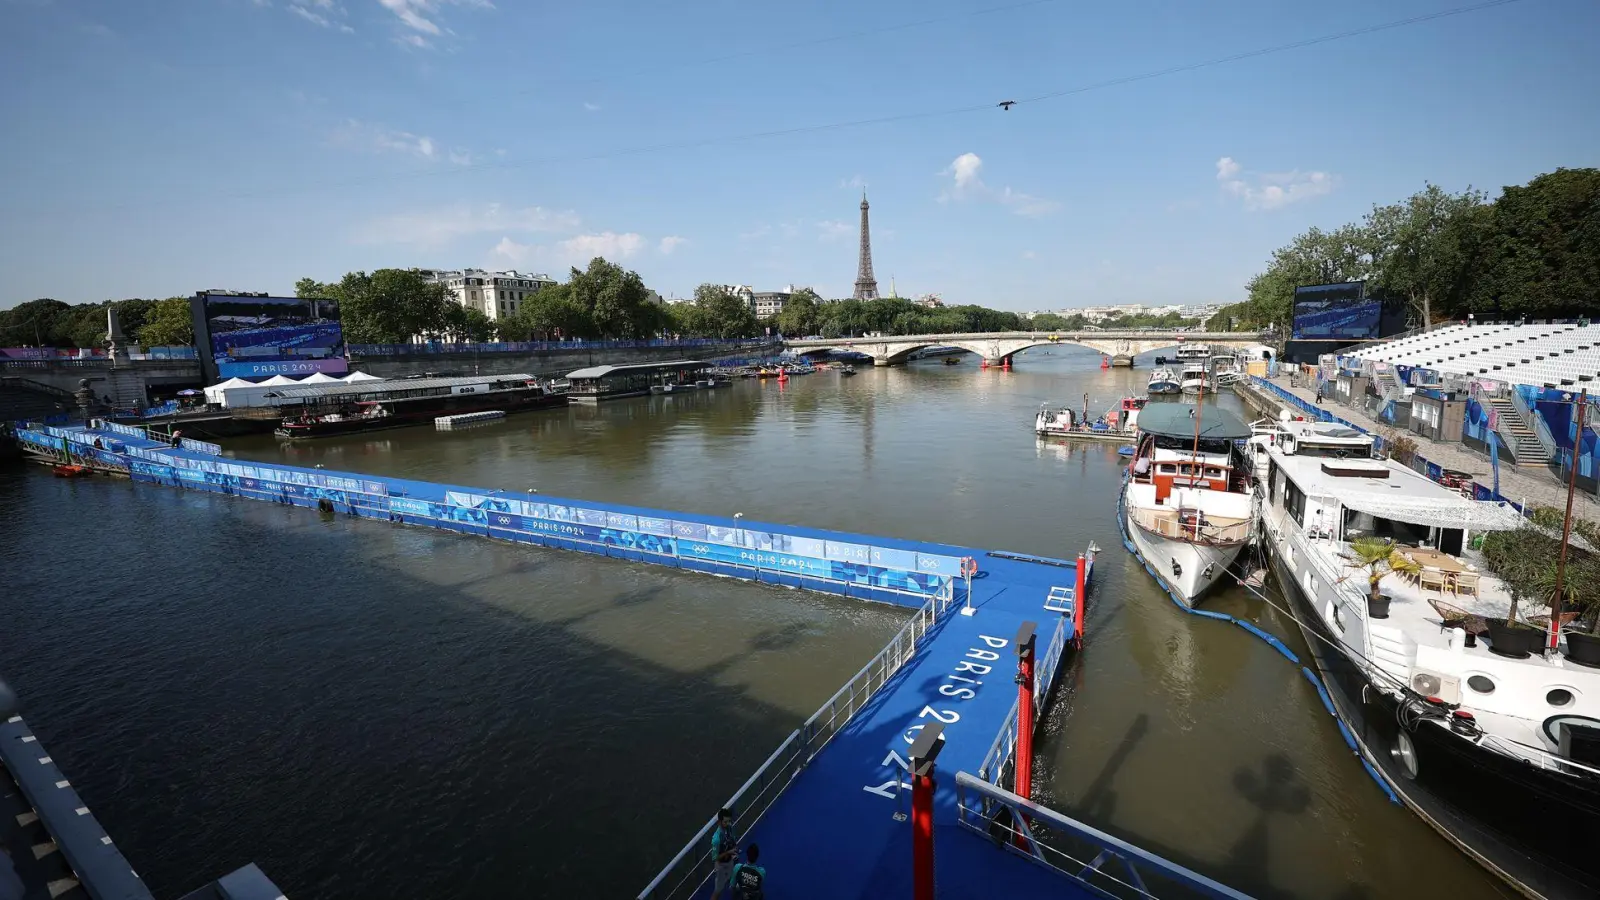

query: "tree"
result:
(443, 306), (496, 343)
(325, 269), (455, 343)
(499, 284), (594, 341)
(776, 288), (820, 336)
(138, 297), (195, 346)
(686, 283), (760, 339)
(1245, 225), (1374, 329)
(1365, 184), (1488, 327)
(567, 257), (655, 339)
(1463, 168), (1600, 319)
(294, 277), (328, 299)
(0, 298), (74, 346)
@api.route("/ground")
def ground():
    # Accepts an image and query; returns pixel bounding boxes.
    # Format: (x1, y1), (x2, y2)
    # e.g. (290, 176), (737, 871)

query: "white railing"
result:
(638, 592), (945, 900)
(955, 772), (1255, 900)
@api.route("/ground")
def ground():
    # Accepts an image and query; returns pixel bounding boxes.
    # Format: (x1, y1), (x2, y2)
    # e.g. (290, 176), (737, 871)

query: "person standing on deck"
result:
(710, 808), (738, 900)
(729, 844), (765, 899)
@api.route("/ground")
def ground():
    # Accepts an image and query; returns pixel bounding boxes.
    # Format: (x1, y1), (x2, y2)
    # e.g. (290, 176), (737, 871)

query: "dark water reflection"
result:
(2, 347), (1510, 899)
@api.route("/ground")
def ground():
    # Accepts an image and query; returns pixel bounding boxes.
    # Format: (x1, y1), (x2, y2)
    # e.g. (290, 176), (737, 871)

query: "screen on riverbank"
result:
(195, 293), (347, 378)
(1292, 281), (1379, 340)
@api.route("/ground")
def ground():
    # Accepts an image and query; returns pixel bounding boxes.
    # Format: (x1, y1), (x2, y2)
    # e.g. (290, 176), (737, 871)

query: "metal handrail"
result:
(954, 772), (1256, 900)
(1510, 388), (1558, 459)
(977, 614), (1071, 787)
(638, 593), (943, 900)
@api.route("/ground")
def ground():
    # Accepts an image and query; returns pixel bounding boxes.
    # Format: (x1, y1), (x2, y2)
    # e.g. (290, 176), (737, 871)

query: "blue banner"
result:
(824, 540), (872, 564)
(389, 497), (433, 517)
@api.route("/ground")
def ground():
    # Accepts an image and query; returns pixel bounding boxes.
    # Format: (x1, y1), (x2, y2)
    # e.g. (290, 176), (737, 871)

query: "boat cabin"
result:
(1128, 404), (1252, 502)
(565, 360), (711, 402)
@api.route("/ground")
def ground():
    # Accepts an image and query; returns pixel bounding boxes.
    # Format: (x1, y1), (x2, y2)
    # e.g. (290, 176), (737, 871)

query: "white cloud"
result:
(840, 175), (867, 190)
(331, 119), (452, 160)
(285, 0), (351, 31)
(1215, 156), (1336, 211)
(357, 203), (581, 246)
(816, 220), (852, 241)
(377, 0), (492, 45)
(493, 232), (645, 267)
(938, 152), (1058, 217)
(658, 236), (686, 254)
(560, 232), (643, 261)
(583, 102), (601, 112)
(448, 148), (471, 165)
(1021, 250), (1037, 260)
(739, 224), (772, 241)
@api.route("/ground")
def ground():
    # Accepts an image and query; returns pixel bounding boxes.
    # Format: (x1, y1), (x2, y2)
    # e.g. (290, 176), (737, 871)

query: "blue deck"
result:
(14, 422), (1139, 899)
(725, 556), (1092, 899)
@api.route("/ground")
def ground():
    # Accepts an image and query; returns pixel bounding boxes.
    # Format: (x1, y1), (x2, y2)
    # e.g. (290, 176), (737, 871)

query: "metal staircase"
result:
(1373, 367), (1406, 402)
(1487, 395), (1549, 465)
(105, 367), (147, 409)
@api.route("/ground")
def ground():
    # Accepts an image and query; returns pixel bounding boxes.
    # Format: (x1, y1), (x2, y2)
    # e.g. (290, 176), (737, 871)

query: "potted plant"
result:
(1342, 537), (1421, 620)
(1481, 527), (1555, 658)
(1558, 543), (1600, 666)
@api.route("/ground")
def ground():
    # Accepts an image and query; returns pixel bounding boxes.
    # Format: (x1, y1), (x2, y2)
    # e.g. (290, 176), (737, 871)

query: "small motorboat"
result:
(52, 464), (93, 478)
(1034, 403), (1079, 436)
(839, 366), (857, 377)
(1147, 367), (1182, 395)
(942, 356), (961, 365)
(1117, 445), (1137, 457)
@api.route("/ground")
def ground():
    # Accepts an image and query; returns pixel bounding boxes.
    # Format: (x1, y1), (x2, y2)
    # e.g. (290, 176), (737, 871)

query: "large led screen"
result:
(198, 293), (347, 377)
(1292, 281), (1381, 341)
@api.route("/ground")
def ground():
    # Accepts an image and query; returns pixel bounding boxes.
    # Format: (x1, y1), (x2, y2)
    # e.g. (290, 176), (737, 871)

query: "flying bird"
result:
(998, 100), (1016, 111)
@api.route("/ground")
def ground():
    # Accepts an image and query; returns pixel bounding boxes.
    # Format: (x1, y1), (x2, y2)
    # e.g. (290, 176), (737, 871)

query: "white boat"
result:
(1256, 422), (1600, 900)
(1147, 367), (1182, 395)
(1180, 363), (1210, 394)
(1034, 403), (1079, 436)
(1119, 403), (1254, 605)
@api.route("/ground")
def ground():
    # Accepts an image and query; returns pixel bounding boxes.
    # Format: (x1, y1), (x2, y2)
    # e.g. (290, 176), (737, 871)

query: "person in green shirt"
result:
(729, 844), (765, 899)
(710, 808), (738, 900)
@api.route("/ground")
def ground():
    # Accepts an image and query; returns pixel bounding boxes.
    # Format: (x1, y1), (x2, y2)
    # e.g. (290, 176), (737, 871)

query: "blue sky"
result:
(1, 0), (1595, 311)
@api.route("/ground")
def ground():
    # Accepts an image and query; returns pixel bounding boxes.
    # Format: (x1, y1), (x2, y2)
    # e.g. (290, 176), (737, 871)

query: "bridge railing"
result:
(638, 591), (945, 900)
(954, 772), (1254, 900)
(348, 337), (775, 356)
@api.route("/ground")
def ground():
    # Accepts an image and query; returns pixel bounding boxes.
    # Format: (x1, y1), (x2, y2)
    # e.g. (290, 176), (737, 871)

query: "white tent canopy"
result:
(1340, 494), (1527, 532)
(343, 371), (383, 382)
(203, 377), (254, 404)
(259, 375), (298, 386)
(301, 372), (341, 383)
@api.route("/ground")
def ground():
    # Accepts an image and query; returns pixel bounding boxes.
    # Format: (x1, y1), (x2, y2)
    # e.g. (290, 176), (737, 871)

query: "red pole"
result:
(1015, 648), (1036, 801)
(1073, 553), (1087, 643)
(911, 769), (935, 900)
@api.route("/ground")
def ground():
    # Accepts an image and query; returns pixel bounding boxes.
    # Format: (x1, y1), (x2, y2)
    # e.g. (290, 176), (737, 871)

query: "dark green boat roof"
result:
(1138, 403), (1251, 440)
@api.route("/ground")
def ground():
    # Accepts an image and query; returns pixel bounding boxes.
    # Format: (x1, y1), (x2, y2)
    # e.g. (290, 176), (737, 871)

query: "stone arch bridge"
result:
(785, 331), (1272, 367)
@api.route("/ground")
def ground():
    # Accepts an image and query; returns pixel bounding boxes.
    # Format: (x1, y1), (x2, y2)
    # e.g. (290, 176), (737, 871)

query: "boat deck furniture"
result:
(1427, 597), (1490, 637)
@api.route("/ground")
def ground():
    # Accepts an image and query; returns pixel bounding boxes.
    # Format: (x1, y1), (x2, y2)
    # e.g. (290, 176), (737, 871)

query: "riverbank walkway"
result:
(1248, 374), (1600, 524)
(11, 420), (1250, 900)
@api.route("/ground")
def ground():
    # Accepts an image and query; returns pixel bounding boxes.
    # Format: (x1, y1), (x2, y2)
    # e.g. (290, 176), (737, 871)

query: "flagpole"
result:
(1549, 388), (1588, 652)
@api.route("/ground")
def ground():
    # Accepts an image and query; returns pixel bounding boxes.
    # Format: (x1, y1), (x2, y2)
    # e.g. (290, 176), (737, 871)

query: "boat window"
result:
(1547, 688), (1575, 708)
(1158, 464), (1176, 474)
(1284, 479), (1307, 527)
(1204, 467), (1223, 478)
(1467, 675), (1495, 694)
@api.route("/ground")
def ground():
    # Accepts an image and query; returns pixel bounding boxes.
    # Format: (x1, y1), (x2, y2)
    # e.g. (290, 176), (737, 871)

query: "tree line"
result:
(1207, 167), (1600, 333)
(0, 296), (194, 349)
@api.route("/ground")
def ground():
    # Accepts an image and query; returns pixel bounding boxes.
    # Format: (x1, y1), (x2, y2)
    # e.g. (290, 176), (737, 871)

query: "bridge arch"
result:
(783, 331), (1272, 367)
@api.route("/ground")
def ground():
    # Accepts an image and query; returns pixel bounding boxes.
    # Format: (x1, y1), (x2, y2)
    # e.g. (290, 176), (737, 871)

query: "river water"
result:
(1, 348), (1513, 900)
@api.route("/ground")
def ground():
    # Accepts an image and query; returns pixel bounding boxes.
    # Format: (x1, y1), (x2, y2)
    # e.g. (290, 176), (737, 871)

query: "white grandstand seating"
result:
(1347, 321), (1600, 389)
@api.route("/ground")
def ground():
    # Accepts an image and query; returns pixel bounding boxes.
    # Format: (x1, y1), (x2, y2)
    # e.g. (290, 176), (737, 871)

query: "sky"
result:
(1, 0), (1596, 312)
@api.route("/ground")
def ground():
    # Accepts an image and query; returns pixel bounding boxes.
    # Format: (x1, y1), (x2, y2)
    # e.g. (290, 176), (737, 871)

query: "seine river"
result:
(1, 348), (1512, 899)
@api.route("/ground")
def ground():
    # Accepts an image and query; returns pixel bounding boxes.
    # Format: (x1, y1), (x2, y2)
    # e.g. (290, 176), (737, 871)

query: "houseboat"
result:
(1256, 425), (1600, 900)
(1180, 363), (1211, 394)
(273, 375), (566, 439)
(1120, 403), (1253, 604)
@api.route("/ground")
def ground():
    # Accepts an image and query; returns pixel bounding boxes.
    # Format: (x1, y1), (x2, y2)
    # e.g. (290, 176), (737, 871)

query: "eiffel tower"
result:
(852, 191), (879, 300)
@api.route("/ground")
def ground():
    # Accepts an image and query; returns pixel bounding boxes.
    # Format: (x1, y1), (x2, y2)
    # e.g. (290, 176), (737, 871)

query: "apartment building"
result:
(420, 269), (558, 322)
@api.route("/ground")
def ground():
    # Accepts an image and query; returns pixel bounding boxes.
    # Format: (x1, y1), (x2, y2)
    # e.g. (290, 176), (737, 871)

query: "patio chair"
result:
(1427, 598), (1488, 636)
(1452, 571), (1479, 597)
(1419, 567), (1447, 594)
